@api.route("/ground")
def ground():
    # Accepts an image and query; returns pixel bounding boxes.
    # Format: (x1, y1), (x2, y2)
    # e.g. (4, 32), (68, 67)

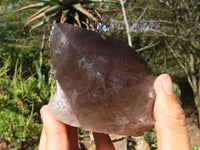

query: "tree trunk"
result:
(186, 54), (200, 127)
(194, 94), (200, 128)
(191, 75), (200, 128)
(197, 106), (200, 128)
(188, 78), (200, 128)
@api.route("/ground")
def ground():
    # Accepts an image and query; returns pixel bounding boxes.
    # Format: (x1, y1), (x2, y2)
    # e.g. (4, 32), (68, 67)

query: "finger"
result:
(153, 74), (190, 150)
(39, 128), (46, 150)
(93, 132), (115, 150)
(40, 105), (80, 150)
(40, 105), (68, 150)
(65, 124), (81, 150)
(154, 74), (183, 122)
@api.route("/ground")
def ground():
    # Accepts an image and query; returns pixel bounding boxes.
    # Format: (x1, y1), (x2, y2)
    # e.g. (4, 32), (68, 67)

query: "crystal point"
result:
(48, 23), (156, 136)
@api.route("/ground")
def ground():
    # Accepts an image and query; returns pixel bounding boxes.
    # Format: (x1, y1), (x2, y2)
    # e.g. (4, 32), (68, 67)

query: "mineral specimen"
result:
(48, 23), (156, 136)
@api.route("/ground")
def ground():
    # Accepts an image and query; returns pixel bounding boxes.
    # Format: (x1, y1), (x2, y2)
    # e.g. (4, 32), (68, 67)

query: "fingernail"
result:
(162, 76), (174, 95)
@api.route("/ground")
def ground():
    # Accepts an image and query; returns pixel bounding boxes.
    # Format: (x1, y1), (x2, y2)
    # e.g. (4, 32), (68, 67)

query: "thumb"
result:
(154, 74), (184, 123)
(40, 105), (80, 150)
(153, 74), (190, 150)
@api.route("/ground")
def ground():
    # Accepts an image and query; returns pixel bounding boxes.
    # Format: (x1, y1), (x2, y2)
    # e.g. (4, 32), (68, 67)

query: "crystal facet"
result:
(48, 23), (156, 136)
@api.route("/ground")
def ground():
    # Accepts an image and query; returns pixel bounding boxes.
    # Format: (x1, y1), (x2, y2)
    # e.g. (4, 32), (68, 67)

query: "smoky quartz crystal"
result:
(48, 23), (156, 136)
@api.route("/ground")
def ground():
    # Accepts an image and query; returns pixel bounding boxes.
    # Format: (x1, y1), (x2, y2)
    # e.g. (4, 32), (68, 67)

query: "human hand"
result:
(39, 105), (115, 150)
(154, 74), (191, 150)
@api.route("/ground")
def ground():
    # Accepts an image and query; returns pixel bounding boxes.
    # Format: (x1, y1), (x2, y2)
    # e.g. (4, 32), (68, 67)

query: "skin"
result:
(153, 74), (190, 150)
(39, 74), (191, 150)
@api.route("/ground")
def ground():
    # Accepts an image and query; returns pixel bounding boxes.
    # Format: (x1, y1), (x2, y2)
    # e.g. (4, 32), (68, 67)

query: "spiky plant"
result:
(15, 0), (117, 32)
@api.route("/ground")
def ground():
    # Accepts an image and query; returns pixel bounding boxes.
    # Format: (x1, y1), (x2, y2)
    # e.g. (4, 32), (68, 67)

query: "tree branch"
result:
(166, 42), (185, 69)
(151, 29), (173, 37)
(136, 42), (160, 52)
(147, 19), (174, 24)
(130, 6), (148, 30)
(197, 58), (200, 100)
(119, 0), (132, 47)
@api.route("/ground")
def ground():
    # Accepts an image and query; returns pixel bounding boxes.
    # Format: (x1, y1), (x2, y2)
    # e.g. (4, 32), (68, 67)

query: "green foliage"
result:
(173, 82), (181, 101)
(192, 145), (200, 150)
(0, 58), (55, 149)
(0, 1), (55, 149)
(78, 127), (91, 137)
(0, 109), (42, 149)
(144, 129), (157, 150)
(0, 0), (51, 76)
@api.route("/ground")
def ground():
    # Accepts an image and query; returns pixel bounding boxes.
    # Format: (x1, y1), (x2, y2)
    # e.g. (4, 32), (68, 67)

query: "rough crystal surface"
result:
(48, 23), (156, 136)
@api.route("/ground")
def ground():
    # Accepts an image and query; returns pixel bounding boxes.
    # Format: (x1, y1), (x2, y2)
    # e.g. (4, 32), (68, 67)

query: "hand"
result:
(154, 74), (191, 150)
(39, 74), (191, 150)
(39, 105), (115, 150)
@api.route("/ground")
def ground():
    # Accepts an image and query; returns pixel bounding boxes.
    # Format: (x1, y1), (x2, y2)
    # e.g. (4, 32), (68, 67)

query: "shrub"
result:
(0, 108), (42, 149)
(144, 129), (157, 150)
(192, 145), (200, 150)
(0, 57), (55, 149)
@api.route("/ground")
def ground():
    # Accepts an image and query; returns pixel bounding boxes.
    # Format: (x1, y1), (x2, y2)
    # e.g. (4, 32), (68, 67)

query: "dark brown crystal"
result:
(48, 23), (156, 136)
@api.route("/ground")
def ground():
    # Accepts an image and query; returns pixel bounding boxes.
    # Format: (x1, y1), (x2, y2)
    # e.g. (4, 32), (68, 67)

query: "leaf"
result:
(43, 5), (65, 16)
(30, 18), (50, 31)
(14, 2), (48, 13)
(29, 6), (51, 20)
(72, 3), (98, 23)
(27, 13), (45, 25)
(27, 5), (64, 24)
(0, 60), (10, 77)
